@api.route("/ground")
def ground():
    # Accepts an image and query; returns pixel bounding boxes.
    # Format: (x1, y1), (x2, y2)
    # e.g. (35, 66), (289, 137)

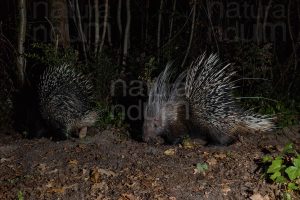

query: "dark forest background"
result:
(0, 0), (299, 133)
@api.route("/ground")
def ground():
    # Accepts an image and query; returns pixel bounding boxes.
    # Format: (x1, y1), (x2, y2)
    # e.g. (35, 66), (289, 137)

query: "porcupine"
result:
(143, 53), (274, 145)
(37, 64), (97, 139)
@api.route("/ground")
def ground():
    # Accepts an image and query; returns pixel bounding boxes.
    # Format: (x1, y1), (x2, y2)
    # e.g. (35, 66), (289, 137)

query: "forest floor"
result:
(0, 127), (300, 200)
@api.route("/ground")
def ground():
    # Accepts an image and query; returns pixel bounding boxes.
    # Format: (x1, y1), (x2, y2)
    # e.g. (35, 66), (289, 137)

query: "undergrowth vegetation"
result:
(224, 42), (300, 127)
(262, 143), (300, 199)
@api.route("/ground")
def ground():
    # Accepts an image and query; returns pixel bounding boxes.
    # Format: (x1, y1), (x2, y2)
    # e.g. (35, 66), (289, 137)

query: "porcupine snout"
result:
(143, 102), (190, 144)
(142, 105), (165, 144)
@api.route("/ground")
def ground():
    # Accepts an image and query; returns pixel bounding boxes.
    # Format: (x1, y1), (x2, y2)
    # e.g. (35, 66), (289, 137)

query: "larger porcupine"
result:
(38, 64), (97, 139)
(143, 53), (274, 145)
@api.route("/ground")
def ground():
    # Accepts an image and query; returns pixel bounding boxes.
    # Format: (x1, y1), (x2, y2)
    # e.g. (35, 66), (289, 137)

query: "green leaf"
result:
(274, 175), (286, 183)
(287, 183), (299, 191)
(294, 156), (300, 167)
(267, 157), (283, 174)
(285, 166), (300, 180)
(283, 143), (294, 154)
(283, 192), (292, 200)
(270, 171), (281, 181)
(18, 191), (24, 200)
(196, 163), (208, 173)
(262, 155), (273, 163)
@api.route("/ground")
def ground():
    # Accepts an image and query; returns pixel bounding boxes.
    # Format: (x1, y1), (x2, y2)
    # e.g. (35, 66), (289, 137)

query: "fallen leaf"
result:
(37, 163), (47, 173)
(164, 148), (176, 156)
(68, 159), (78, 165)
(221, 185), (231, 195)
(206, 158), (217, 166)
(98, 168), (117, 177)
(90, 168), (101, 183)
(119, 193), (137, 200)
(0, 157), (12, 163)
(214, 153), (227, 159)
(47, 187), (65, 194)
(182, 139), (194, 149)
(91, 182), (108, 192)
(46, 180), (54, 188)
(250, 193), (270, 200)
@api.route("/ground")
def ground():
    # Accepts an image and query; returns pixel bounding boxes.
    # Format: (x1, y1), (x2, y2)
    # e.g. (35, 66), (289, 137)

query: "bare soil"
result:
(0, 127), (300, 200)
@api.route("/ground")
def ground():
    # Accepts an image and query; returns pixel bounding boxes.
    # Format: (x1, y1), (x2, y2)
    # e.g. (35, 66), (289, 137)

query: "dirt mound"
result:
(0, 127), (299, 199)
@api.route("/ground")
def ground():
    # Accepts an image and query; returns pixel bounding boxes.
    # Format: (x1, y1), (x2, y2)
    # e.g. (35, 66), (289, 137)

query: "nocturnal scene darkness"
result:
(0, 0), (299, 199)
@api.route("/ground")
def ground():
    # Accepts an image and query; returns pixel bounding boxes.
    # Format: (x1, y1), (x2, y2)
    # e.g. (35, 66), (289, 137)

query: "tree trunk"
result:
(74, 0), (87, 60)
(94, 0), (100, 53)
(287, 0), (298, 94)
(99, 0), (109, 54)
(256, 0), (262, 45)
(117, 0), (123, 64)
(117, 0), (123, 41)
(157, 0), (163, 63)
(145, 0), (149, 42)
(88, 0), (92, 47)
(168, 0), (177, 43)
(122, 0), (131, 65)
(107, 8), (112, 47)
(17, 0), (27, 86)
(49, 0), (70, 48)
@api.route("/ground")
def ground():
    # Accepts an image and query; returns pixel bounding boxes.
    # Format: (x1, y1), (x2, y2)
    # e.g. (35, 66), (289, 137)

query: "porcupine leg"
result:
(192, 125), (236, 146)
(207, 128), (236, 146)
(78, 127), (87, 139)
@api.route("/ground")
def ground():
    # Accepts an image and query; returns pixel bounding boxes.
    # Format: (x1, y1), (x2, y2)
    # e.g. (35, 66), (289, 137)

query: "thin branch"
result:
(160, 8), (193, 50)
(107, 24), (112, 47)
(88, 0), (92, 47)
(74, 0), (87, 61)
(168, 0), (177, 43)
(17, 0), (27, 86)
(117, 0), (123, 40)
(263, 0), (272, 40)
(107, 5), (112, 47)
(157, 0), (164, 63)
(256, 0), (262, 44)
(181, 0), (196, 68)
(287, 0), (298, 94)
(145, 0), (149, 42)
(205, 0), (219, 53)
(99, 0), (109, 53)
(123, 0), (131, 65)
(94, 0), (100, 53)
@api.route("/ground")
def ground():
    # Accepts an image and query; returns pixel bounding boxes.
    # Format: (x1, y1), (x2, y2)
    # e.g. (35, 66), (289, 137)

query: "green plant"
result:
(262, 143), (300, 195)
(139, 56), (158, 82)
(272, 101), (299, 128)
(89, 53), (119, 99)
(95, 101), (127, 129)
(26, 43), (78, 67)
(246, 99), (299, 127)
(195, 163), (208, 174)
(17, 191), (24, 200)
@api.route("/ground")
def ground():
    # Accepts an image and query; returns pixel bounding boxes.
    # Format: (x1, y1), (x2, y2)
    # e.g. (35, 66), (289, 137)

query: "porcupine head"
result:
(143, 64), (190, 144)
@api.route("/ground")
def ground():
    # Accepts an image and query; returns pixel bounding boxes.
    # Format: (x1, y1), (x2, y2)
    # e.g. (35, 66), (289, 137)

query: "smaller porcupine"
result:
(38, 64), (97, 139)
(143, 53), (274, 145)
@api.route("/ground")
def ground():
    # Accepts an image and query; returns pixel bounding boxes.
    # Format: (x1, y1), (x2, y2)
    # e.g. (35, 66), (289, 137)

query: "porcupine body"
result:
(143, 53), (274, 145)
(38, 64), (97, 139)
